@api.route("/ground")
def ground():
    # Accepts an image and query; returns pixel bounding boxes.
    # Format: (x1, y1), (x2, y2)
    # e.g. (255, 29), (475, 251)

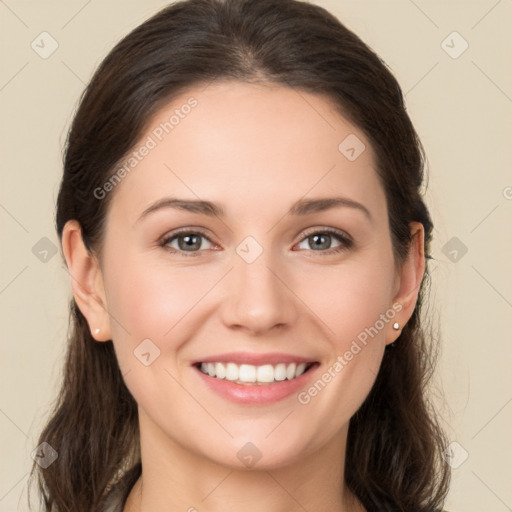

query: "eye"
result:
(160, 227), (353, 257)
(295, 228), (353, 254)
(161, 230), (216, 255)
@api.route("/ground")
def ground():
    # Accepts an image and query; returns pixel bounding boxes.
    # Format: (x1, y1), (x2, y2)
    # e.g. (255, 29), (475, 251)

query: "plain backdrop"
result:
(0, 1), (511, 511)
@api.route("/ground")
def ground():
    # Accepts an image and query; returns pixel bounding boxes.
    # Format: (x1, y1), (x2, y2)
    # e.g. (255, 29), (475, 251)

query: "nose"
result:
(219, 247), (299, 336)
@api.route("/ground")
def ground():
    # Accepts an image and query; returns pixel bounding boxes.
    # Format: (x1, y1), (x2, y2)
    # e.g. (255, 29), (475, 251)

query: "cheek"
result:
(297, 256), (395, 346)
(291, 257), (394, 421)
(103, 258), (217, 418)
(103, 252), (220, 362)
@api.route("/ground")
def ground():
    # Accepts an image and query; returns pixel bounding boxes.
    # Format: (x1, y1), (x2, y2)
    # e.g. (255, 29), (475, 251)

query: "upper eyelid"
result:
(160, 227), (213, 243)
(300, 226), (352, 242)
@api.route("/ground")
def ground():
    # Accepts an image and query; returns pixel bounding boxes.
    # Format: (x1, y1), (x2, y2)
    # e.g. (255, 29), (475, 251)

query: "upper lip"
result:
(192, 352), (317, 366)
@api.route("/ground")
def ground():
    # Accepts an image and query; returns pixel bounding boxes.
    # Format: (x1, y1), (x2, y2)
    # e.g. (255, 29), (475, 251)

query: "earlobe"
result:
(61, 220), (112, 342)
(386, 222), (426, 345)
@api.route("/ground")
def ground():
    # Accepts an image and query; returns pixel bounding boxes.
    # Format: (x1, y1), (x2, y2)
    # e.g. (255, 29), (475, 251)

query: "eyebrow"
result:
(136, 196), (372, 223)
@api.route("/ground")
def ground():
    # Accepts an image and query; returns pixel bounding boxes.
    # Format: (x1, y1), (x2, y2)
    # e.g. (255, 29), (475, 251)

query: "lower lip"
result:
(193, 364), (319, 405)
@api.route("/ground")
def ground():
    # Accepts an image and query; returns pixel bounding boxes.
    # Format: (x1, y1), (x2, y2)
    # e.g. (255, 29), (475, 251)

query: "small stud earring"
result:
(392, 322), (400, 331)
(94, 328), (100, 335)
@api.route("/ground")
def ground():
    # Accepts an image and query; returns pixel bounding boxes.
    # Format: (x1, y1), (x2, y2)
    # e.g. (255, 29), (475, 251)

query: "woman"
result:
(30, 0), (451, 510)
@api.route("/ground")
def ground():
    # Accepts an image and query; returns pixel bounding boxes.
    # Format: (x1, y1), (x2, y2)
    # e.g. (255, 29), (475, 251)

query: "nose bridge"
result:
(221, 238), (297, 334)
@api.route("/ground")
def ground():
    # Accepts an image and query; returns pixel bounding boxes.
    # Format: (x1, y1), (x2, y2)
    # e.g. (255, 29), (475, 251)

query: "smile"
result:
(197, 361), (314, 385)
(192, 351), (319, 404)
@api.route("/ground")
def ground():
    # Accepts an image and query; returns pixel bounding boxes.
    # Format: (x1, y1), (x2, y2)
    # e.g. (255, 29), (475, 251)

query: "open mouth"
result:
(194, 361), (318, 385)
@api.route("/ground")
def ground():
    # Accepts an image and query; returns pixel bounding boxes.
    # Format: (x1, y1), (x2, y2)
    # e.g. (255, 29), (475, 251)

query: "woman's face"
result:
(93, 81), (411, 469)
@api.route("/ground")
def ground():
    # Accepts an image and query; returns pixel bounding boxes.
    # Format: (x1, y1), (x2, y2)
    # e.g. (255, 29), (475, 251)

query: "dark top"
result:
(99, 462), (141, 512)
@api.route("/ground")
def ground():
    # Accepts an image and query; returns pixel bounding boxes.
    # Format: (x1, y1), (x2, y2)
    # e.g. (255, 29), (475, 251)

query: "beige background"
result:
(1, 1), (511, 510)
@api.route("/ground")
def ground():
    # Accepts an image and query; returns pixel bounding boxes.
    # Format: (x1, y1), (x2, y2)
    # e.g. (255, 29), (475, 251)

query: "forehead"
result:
(107, 80), (386, 224)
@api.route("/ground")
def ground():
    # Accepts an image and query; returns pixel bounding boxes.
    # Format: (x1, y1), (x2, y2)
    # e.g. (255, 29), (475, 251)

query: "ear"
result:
(61, 220), (112, 342)
(386, 221), (426, 345)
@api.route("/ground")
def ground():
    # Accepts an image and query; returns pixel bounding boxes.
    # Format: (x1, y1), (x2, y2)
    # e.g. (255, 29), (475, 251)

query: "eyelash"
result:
(159, 227), (353, 257)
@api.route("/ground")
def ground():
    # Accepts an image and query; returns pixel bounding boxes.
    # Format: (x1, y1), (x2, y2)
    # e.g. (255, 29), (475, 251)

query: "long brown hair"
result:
(29, 0), (451, 510)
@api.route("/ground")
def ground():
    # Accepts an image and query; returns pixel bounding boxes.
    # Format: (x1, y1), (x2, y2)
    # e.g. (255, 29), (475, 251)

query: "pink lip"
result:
(192, 351), (316, 366)
(192, 361), (320, 405)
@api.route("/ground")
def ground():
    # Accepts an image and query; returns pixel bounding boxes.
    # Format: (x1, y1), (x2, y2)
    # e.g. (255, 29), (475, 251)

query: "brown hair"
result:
(29, 0), (451, 510)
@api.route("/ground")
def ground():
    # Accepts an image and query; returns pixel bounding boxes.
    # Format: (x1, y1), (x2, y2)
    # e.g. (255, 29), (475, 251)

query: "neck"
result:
(124, 410), (364, 512)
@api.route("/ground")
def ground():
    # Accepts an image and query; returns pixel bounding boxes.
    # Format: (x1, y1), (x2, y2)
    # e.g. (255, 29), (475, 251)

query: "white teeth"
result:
(274, 363), (287, 381)
(198, 361), (311, 384)
(286, 363), (296, 380)
(215, 362), (226, 379)
(239, 364), (256, 383)
(225, 362), (239, 381)
(296, 363), (307, 377)
(256, 364), (274, 383)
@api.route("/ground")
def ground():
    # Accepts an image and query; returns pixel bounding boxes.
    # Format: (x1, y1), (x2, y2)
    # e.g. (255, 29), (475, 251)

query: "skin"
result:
(62, 81), (425, 512)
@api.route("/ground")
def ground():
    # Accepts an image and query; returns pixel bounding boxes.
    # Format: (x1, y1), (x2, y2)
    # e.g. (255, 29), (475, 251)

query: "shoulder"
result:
(98, 462), (142, 512)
